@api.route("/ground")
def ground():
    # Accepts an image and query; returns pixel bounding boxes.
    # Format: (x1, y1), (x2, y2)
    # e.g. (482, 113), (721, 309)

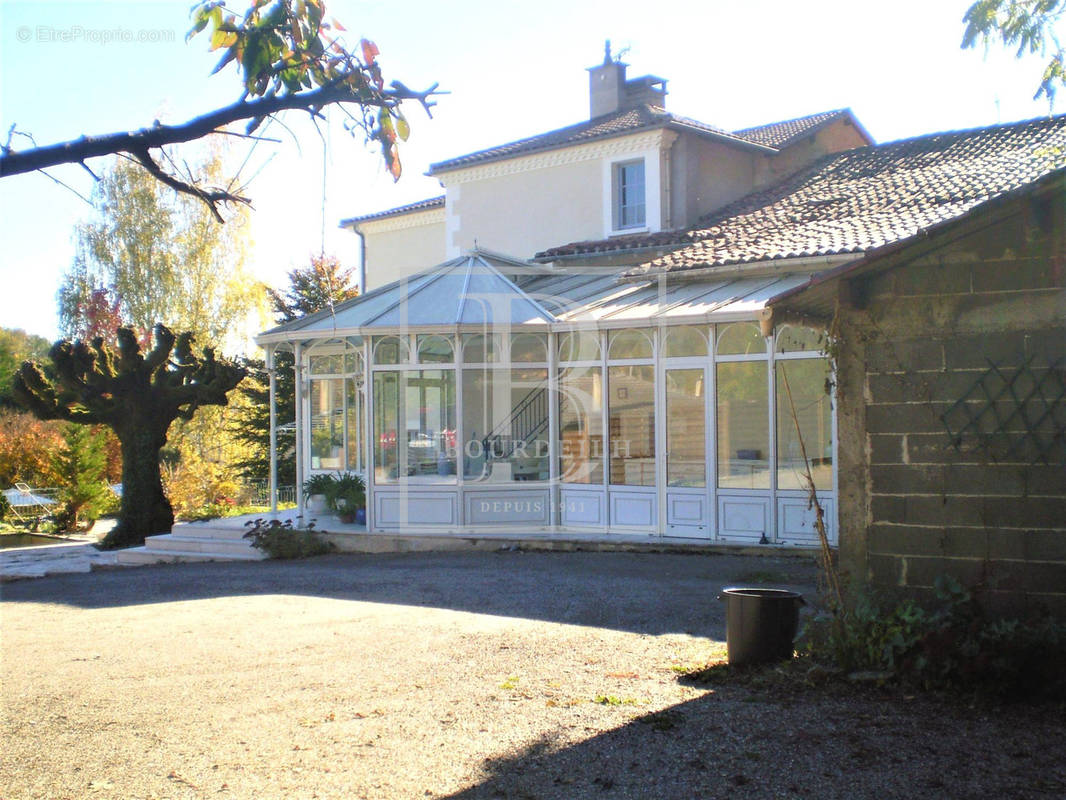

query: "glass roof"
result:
(256, 249), (817, 345)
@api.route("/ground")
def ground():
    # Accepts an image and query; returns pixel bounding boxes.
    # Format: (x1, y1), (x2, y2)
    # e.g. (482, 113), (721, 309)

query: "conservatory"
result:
(255, 250), (836, 546)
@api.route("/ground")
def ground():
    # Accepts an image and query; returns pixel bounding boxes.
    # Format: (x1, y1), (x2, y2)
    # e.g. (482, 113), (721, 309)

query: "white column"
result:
(294, 341), (305, 517)
(267, 345), (278, 514)
(547, 331), (559, 529)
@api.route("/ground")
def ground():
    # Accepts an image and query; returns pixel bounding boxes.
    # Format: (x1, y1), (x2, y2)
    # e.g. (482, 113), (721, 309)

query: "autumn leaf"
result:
(360, 38), (379, 65)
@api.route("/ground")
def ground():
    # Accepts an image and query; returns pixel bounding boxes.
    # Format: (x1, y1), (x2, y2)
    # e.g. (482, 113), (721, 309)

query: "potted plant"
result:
(326, 472), (365, 524)
(302, 473), (335, 514)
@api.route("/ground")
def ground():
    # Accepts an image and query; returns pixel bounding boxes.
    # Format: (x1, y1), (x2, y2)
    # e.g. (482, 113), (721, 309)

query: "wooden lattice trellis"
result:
(941, 356), (1066, 466)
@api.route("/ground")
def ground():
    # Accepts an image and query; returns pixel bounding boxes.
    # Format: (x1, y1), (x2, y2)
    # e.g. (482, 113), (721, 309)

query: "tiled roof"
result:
(340, 195), (444, 226)
(427, 105), (771, 174)
(536, 115), (1066, 273)
(733, 109), (854, 148)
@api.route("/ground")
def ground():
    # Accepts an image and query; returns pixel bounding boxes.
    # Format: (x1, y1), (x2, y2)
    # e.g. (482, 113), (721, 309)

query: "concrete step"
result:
(144, 533), (262, 557)
(170, 522), (255, 541)
(114, 546), (265, 565)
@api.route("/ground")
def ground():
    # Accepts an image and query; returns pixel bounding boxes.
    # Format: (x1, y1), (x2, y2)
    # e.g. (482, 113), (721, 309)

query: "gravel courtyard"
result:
(2, 550), (1064, 799)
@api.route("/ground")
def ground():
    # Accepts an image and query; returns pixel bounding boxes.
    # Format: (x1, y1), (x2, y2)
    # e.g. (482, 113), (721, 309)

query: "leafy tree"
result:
(963, 0), (1066, 104)
(232, 254), (359, 486)
(267, 254), (360, 321)
(59, 286), (125, 345)
(0, 411), (63, 489)
(13, 325), (246, 548)
(0, 0), (438, 218)
(51, 423), (111, 531)
(57, 151), (265, 351)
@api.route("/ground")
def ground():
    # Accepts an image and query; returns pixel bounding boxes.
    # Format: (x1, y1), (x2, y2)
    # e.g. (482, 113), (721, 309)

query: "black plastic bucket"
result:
(719, 587), (805, 666)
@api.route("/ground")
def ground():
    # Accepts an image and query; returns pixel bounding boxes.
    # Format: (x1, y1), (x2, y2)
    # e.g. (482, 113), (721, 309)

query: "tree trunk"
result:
(101, 421), (174, 549)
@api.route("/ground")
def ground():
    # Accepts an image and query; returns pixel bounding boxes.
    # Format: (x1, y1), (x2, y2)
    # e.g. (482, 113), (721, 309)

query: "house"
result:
(342, 45), (870, 290)
(768, 168), (1066, 611)
(257, 49), (1066, 554)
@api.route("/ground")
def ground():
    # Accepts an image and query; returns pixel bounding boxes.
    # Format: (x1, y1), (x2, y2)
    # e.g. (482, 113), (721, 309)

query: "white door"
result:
(664, 367), (711, 538)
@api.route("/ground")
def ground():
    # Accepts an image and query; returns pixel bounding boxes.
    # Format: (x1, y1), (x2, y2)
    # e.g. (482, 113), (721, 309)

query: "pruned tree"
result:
(0, 0), (439, 219)
(963, 0), (1066, 104)
(12, 324), (246, 549)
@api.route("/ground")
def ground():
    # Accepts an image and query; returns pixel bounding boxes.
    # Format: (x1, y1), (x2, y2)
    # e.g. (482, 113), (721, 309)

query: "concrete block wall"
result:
(835, 208), (1066, 613)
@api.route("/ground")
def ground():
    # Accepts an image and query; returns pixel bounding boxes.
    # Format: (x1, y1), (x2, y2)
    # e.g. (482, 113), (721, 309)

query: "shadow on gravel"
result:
(439, 683), (1062, 800)
(0, 550), (819, 638)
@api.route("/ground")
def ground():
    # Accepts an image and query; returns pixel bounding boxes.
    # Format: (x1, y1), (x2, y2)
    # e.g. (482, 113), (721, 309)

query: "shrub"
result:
(0, 410), (63, 490)
(242, 518), (334, 559)
(51, 423), (111, 531)
(804, 575), (1066, 699)
(163, 446), (242, 521)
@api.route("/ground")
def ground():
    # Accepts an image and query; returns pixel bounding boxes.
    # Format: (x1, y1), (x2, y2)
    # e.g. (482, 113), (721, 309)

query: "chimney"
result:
(588, 40), (627, 119)
(587, 41), (668, 119)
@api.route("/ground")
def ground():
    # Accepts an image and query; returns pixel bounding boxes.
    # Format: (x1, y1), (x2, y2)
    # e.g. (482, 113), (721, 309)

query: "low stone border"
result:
(0, 538), (118, 581)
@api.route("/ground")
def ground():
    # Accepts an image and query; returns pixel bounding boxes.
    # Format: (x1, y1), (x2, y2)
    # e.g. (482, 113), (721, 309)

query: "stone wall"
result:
(834, 202), (1066, 613)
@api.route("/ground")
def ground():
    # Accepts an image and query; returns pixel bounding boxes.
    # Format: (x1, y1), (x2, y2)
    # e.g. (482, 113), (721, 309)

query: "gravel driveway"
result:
(2, 550), (1063, 799)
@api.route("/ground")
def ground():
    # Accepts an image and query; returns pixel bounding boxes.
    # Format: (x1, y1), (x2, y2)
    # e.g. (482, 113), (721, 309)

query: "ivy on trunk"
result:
(12, 324), (245, 548)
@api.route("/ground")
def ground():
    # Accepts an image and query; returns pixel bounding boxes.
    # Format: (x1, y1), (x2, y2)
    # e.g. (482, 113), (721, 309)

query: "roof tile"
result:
(535, 115), (1066, 274)
(428, 105), (768, 174)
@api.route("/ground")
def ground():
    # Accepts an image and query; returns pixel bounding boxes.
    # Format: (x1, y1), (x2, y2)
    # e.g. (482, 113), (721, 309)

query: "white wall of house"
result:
(352, 116), (869, 287)
(438, 129), (677, 258)
(357, 209), (446, 291)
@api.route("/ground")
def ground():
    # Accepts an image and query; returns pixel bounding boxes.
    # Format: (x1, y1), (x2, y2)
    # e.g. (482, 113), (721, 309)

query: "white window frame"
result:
(602, 147), (661, 236)
(613, 159), (646, 231)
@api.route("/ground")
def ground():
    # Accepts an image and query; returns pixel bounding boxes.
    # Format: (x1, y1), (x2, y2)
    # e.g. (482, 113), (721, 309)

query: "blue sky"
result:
(0, 0), (1059, 348)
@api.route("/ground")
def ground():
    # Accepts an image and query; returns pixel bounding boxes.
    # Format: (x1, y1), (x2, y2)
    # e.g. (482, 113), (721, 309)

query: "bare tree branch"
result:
(131, 147), (248, 223)
(0, 80), (439, 180)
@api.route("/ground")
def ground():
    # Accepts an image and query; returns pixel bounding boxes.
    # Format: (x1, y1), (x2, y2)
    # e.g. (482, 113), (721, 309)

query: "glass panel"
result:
(607, 328), (653, 360)
(777, 358), (833, 490)
(666, 369), (706, 487)
(372, 370), (456, 483)
(616, 160), (646, 229)
(309, 353), (345, 375)
(374, 336), (410, 365)
(775, 325), (825, 354)
(461, 333), (499, 363)
(417, 334), (454, 364)
(373, 371), (399, 482)
(716, 322), (766, 356)
(510, 332), (548, 363)
(664, 325), (708, 358)
(717, 361), (770, 489)
(557, 331), (601, 362)
(462, 368), (550, 483)
(346, 379), (364, 473)
(558, 366), (604, 484)
(309, 378), (344, 470)
(608, 365), (656, 486)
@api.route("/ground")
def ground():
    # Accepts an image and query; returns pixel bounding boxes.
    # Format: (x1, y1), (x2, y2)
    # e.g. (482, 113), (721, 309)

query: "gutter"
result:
(622, 253), (860, 283)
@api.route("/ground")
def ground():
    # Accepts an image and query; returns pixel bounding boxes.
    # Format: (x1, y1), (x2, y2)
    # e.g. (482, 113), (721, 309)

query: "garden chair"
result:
(2, 482), (58, 523)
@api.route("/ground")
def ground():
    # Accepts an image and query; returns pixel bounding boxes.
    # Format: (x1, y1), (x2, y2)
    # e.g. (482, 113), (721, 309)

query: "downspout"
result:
(662, 136), (674, 230)
(354, 224), (367, 294)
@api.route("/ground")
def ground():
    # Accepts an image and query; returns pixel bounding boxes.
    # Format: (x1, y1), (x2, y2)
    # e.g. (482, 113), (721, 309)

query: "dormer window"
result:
(614, 159), (646, 229)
